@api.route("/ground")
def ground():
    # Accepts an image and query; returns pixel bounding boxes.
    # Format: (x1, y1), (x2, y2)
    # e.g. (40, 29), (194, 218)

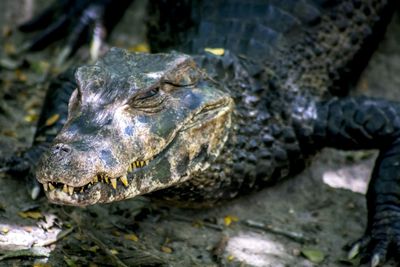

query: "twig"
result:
(169, 214), (223, 231)
(243, 219), (315, 244)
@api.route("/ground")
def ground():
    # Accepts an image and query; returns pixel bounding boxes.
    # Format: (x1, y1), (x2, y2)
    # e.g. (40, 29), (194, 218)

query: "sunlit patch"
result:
(0, 221), (61, 250)
(322, 166), (370, 194)
(225, 232), (293, 267)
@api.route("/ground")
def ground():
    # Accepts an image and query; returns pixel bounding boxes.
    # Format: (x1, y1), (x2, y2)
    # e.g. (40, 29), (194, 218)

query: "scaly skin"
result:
(36, 49), (234, 206)
(14, 0), (400, 265)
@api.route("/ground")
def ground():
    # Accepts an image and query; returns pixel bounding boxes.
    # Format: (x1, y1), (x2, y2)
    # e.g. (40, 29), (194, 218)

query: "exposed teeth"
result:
(68, 186), (74, 195)
(129, 159), (150, 172)
(44, 158), (152, 195)
(48, 183), (55, 191)
(120, 176), (128, 187)
(110, 178), (117, 189)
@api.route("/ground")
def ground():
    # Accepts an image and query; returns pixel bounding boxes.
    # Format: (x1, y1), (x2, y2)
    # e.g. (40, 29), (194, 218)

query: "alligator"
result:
(10, 0), (400, 265)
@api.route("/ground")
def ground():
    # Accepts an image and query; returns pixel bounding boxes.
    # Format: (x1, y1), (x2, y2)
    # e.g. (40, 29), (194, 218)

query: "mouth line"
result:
(41, 134), (180, 199)
(41, 158), (152, 197)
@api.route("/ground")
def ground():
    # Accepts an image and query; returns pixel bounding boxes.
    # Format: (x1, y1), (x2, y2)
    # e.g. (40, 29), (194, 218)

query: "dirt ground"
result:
(0, 2), (400, 267)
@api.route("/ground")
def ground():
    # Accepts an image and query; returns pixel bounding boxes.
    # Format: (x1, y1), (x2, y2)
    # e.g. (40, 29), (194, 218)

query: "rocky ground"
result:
(0, 2), (400, 267)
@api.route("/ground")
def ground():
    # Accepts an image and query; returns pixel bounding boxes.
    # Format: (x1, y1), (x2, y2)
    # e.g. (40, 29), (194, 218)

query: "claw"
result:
(371, 254), (380, 267)
(348, 242), (360, 260)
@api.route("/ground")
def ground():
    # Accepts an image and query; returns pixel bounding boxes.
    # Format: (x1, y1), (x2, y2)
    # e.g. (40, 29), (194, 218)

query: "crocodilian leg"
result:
(299, 96), (400, 266)
(3, 70), (76, 199)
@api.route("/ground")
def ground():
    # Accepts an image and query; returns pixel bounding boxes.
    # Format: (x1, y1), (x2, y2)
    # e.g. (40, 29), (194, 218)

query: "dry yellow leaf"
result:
(204, 48), (225, 56)
(88, 245), (99, 253)
(33, 263), (52, 267)
(24, 114), (39, 122)
(18, 211), (43, 220)
(124, 233), (139, 242)
(224, 215), (239, 226)
(161, 246), (173, 253)
(110, 249), (119, 255)
(129, 43), (150, 53)
(45, 114), (60, 126)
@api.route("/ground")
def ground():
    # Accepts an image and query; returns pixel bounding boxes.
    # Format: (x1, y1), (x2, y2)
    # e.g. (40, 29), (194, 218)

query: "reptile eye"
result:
(128, 86), (164, 111)
(135, 87), (160, 101)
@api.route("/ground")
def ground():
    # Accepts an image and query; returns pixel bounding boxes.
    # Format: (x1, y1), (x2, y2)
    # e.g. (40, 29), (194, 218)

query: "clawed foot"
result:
(347, 209), (400, 266)
(19, 0), (132, 63)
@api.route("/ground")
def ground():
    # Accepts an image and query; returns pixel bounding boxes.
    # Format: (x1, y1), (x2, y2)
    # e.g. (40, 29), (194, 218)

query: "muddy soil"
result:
(0, 2), (400, 267)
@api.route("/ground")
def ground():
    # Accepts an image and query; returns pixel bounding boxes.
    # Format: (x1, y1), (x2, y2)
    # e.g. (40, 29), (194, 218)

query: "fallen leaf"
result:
(18, 211), (43, 220)
(223, 215), (239, 226)
(24, 114), (39, 123)
(301, 247), (325, 264)
(124, 233), (139, 242)
(161, 246), (172, 253)
(110, 249), (119, 255)
(204, 48), (225, 56)
(129, 43), (150, 53)
(45, 114), (60, 126)
(64, 256), (77, 267)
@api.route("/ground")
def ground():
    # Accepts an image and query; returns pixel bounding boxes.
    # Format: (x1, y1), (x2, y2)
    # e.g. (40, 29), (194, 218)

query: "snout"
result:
(51, 143), (72, 160)
(36, 141), (100, 187)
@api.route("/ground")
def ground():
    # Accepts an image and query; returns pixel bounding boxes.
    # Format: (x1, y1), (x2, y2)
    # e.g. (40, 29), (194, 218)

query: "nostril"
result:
(53, 144), (72, 156)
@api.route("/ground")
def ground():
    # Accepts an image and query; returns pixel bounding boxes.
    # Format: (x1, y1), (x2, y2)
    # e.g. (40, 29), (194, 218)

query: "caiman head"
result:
(36, 48), (233, 206)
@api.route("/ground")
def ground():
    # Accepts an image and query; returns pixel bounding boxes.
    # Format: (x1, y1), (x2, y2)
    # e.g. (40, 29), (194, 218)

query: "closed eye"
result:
(127, 86), (165, 112)
(135, 86), (160, 101)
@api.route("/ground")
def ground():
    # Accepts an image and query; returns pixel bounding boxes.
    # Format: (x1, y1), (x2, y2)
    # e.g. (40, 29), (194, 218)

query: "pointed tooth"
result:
(48, 183), (55, 191)
(68, 186), (74, 195)
(80, 187), (84, 193)
(43, 183), (48, 192)
(63, 184), (68, 193)
(110, 178), (117, 189)
(140, 161), (145, 167)
(93, 176), (98, 183)
(135, 161), (140, 167)
(120, 176), (128, 187)
(128, 165), (132, 172)
(145, 160), (149, 165)
(104, 176), (109, 184)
